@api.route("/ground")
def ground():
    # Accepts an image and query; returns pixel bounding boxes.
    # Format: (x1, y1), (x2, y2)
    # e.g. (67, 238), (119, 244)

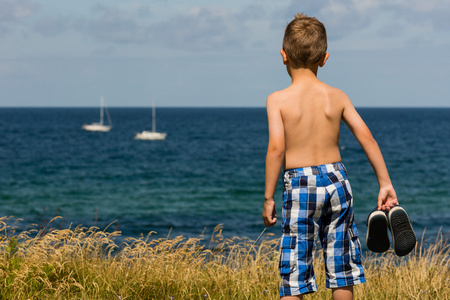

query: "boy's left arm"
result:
(263, 93), (285, 227)
(342, 97), (398, 210)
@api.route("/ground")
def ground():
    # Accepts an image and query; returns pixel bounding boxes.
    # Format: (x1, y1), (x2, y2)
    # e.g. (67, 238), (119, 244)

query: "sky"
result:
(1, 0), (450, 107)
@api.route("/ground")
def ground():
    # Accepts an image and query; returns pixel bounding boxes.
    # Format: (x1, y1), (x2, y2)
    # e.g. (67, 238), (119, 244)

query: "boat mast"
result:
(152, 98), (156, 133)
(100, 96), (104, 125)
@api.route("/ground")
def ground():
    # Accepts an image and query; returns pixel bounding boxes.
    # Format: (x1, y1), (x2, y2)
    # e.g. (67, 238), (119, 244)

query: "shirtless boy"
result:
(262, 13), (398, 300)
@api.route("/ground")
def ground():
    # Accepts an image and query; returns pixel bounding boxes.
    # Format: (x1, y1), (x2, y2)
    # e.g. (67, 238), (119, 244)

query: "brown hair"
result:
(282, 13), (327, 68)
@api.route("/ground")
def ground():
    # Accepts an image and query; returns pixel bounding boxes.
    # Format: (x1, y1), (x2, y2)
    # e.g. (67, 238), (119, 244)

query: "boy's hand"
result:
(378, 184), (399, 211)
(263, 199), (277, 227)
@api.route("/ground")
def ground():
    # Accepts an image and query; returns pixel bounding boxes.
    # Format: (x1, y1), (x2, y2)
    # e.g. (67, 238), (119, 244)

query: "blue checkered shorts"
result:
(279, 162), (365, 297)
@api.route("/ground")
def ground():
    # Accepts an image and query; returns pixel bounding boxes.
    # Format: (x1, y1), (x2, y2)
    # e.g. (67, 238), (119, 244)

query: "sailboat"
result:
(135, 99), (167, 140)
(82, 96), (112, 132)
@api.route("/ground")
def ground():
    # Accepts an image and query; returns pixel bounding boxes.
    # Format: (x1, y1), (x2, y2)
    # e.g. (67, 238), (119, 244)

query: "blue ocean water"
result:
(0, 107), (449, 251)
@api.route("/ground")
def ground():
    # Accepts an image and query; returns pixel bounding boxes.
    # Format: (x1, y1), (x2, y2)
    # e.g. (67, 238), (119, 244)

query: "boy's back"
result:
(270, 74), (346, 169)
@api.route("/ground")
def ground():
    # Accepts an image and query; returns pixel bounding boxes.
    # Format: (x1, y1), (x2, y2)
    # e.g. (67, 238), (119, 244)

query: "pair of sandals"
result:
(366, 205), (416, 256)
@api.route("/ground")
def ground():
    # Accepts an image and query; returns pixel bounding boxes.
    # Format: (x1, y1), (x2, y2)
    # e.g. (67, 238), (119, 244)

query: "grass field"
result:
(0, 217), (448, 300)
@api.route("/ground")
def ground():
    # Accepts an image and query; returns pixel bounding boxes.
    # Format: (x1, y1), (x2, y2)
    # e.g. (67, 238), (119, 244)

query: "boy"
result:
(262, 13), (398, 300)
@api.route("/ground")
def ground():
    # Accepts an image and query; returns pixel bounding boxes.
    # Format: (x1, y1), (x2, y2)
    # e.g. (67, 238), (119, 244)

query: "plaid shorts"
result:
(279, 162), (365, 297)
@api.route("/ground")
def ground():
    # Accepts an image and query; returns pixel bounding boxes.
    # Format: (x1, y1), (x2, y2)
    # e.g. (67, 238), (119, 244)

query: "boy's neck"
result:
(288, 64), (319, 83)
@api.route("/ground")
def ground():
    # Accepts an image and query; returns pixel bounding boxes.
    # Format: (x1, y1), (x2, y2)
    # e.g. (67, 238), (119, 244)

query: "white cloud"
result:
(152, 6), (244, 51)
(85, 4), (151, 44)
(0, 0), (39, 20)
(393, 0), (450, 30)
(81, 4), (261, 51)
(0, 0), (39, 36)
(33, 17), (71, 37)
(278, 0), (450, 42)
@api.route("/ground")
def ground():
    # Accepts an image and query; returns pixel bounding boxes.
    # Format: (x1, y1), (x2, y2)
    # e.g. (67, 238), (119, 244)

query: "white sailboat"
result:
(82, 96), (112, 132)
(135, 99), (167, 140)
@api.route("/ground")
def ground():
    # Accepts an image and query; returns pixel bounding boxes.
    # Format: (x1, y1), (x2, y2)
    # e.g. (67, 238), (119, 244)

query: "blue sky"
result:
(1, 0), (449, 107)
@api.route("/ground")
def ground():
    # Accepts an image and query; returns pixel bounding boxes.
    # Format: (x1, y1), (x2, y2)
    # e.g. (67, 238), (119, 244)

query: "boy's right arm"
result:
(342, 97), (399, 210)
(263, 93), (285, 226)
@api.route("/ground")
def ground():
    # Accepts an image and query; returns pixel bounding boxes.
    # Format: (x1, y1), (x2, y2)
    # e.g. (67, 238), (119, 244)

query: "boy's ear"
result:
(280, 49), (288, 65)
(319, 52), (329, 67)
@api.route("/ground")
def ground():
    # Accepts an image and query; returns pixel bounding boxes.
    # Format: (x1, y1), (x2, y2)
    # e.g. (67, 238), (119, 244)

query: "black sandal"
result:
(366, 207), (390, 253)
(388, 205), (416, 256)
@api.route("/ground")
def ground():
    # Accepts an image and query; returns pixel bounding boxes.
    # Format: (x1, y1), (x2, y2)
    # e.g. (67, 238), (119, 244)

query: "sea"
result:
(0, 107), (449, 252)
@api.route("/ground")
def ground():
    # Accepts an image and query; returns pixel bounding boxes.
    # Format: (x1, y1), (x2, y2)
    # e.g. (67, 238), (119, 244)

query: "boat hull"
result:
(135, 131), (167, 140)
(82, 124), (112, 132)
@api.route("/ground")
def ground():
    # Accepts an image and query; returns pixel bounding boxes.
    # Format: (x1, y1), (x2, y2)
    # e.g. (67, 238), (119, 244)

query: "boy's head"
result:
(282, 13), (327, 69)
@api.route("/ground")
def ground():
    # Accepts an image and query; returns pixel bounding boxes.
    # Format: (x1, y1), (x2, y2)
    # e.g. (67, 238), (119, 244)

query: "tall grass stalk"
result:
(0, 217), (448, 299)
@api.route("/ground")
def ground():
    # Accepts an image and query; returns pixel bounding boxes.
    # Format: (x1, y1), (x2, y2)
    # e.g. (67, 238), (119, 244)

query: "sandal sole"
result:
(388, 206), (416, 256)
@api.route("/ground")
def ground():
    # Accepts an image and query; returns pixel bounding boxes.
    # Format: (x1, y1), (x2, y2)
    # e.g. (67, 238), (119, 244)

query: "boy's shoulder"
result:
(267, 81), (350, 108)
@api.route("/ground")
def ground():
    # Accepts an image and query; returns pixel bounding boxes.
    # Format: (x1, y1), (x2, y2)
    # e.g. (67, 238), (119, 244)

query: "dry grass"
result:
(0, 217), (448, 300)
